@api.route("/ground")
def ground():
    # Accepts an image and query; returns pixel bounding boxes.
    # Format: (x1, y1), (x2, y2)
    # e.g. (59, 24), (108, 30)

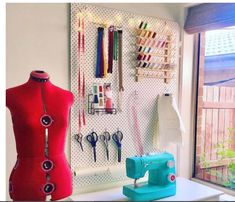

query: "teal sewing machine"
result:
(123, 152), (176, 201)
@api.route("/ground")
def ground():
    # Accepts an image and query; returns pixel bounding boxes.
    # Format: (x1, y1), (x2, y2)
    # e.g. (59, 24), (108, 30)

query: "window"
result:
(194, 27), (235, 190)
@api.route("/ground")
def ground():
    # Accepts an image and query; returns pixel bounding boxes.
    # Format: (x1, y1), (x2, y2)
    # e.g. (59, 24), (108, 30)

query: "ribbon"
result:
(78, 68), (81, 132)
(113, 30), (118, 61)
(139, 21), (144, 29)
(81, 17), (86, 126)
(103, 31), (108, 78)
(96, 27), (103, 78)
(77, 16), (81, 133)
(118, 30), (124, 112)
(132, 105), (144, 155)
(82, 72), (85, 126)
(108, 26), (114, 73)
(118, 30), (124, 92)
(100, 28), (104, 78)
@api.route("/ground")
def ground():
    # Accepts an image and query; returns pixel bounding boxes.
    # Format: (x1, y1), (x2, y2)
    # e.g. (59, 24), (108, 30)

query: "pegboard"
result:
(70, 3), (180, 190)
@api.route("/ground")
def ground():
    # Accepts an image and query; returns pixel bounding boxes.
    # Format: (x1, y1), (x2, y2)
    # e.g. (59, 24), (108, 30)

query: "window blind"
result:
(184, 3), (235, 34)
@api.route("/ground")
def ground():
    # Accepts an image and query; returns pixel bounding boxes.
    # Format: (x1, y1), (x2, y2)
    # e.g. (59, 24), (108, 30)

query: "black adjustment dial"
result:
(41, 160), (53, 172)
(40, 114), (53, 127)
(43, 183), (55, 194)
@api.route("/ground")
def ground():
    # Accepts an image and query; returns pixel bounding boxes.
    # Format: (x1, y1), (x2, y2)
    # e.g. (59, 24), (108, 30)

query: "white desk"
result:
(70, 177), (223, 201)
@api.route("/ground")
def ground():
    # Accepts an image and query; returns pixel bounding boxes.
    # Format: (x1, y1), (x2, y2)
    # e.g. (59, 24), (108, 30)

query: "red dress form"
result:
(6, 71), (74, 201)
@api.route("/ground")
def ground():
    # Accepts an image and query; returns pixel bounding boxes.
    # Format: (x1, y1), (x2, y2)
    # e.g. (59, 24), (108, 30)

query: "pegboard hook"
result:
(164, 82), (170, 95)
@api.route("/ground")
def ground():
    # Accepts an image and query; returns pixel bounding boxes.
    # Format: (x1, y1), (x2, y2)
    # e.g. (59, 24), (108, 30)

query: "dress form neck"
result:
(30, 70), (49, 82)
(27, 70), (52, 89)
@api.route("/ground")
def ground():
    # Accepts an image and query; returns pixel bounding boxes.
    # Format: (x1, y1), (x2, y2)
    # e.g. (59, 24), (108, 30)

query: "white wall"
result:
(6, 3), (194, 200)
(92, 3), (185, 23)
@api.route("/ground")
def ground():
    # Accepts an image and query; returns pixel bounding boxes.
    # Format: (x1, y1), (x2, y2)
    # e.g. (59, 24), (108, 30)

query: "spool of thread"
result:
(93, 84), (99, 108)
(93, 85), (98, 94)
(143, 62), (148, 68)
(146, 39), (151, 47)
(144, 30), (149, 38)
(165, 42), (169, 48)
(151, 40), (156, 47)
(99, 92), (104, 108)
(99, 85), (103, 92)
(147, 31), (152, 38)
(136, 38), (141, 45)
(139, 21), (144, 29)
(143, 22), (148, 29)
(137, 54), (142, 61)
(94, 95), (99, 107)
(98, 84), (104, 108)
(152, 32), (156, 38)
(141, 38), (147, 46)
(156, 40), (162, 48)
(141, 30), (147, 37)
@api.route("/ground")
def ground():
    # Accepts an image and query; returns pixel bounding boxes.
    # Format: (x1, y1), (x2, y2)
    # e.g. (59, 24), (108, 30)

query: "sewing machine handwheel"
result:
(168, 174), (176, 183)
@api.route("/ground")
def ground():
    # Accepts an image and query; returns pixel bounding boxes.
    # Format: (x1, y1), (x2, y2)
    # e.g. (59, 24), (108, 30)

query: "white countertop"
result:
(70, 177), (223, 201)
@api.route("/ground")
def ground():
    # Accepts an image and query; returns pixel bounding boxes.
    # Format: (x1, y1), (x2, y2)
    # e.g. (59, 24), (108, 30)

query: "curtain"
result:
(184, 3), (235, 34)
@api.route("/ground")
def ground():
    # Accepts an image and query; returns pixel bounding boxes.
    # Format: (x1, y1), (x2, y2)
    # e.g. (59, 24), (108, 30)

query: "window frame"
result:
(192, 32), (235, 196)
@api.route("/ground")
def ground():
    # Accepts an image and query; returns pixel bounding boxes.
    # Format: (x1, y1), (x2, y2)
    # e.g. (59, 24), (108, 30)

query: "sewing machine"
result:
(123, 152), (176, 201)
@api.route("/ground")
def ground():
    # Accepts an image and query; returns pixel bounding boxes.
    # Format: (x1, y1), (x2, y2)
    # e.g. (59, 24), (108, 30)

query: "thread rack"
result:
(135, 26), (175, 83)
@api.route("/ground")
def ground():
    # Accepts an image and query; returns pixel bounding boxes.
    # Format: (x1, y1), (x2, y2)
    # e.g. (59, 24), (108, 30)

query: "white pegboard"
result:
(70, 3), (180, 189)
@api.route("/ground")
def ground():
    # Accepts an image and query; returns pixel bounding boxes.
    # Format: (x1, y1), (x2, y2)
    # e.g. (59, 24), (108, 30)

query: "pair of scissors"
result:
(100, 131), (111, 161)
(112, 130), (123, 162)
(86, 132), (98, 162)
(74, 133), (83, 151)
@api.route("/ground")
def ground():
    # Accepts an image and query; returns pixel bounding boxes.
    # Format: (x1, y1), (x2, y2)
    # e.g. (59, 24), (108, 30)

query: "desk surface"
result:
(70, 177), (223, 201)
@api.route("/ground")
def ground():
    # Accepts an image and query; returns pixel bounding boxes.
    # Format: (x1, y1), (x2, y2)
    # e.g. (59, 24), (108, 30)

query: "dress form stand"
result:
(6, 70), (74, 201)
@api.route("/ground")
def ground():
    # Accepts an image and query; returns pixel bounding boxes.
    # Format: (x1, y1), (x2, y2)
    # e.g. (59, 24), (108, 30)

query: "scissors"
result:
(112, 130), (123, 162)
(74, 133), (83, 152)
(100, 131), (111, 161)
(86, 132), (98, 162)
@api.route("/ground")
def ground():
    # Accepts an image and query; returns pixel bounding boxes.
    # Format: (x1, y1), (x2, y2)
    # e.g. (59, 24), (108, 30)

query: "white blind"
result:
(184, 3), (235, 34)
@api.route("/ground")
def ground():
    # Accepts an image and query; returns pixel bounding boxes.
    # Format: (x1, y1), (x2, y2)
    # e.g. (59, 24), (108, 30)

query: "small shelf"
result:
(136, 74), (173, 79)
(135, 28), (172, 37)
(136, 67), (173, 72)
(88, 94), (117, 115)
(136, 44), (170, 50)
(136, 72), (173, 83)
(136, 35), (172, 42)
(136, 66), (174, 83)
(137, 52), (171, 58)
(88, 107), (117, 115)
